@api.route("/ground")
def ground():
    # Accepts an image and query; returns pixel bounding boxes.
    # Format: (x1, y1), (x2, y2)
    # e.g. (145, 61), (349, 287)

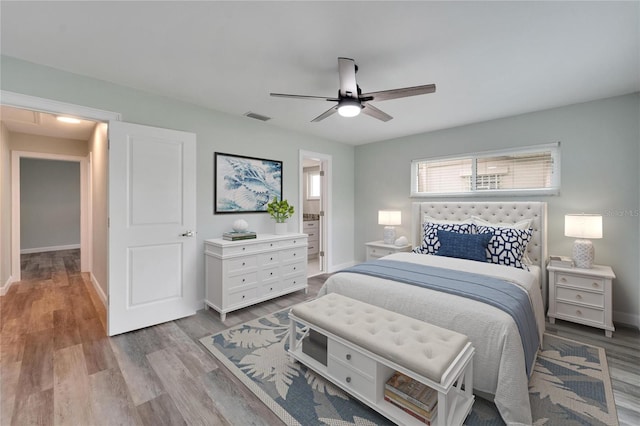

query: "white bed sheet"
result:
(318, 252), (545, 426)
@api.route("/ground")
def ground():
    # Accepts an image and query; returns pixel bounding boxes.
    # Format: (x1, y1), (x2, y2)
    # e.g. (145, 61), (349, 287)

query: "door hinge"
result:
(319, 211), (325, 217)
(319, 170), (325, 177)
(319, 251), (325, 257)
(108, 217), (110, 227)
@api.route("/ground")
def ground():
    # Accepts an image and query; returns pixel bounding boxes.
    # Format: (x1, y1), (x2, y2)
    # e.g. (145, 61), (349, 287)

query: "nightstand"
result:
(365, 240), (412, 261)
(547, 264), (615, 337)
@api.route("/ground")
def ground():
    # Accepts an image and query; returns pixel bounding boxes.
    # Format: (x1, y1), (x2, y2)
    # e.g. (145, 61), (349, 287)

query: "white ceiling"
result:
(1, 1), (638, 145)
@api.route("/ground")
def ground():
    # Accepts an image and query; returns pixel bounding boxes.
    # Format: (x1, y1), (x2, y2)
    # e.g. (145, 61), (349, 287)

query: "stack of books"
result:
(384, 371), (437, 425)
(549, 255), (574, 268)
(222, 231), (257, 241)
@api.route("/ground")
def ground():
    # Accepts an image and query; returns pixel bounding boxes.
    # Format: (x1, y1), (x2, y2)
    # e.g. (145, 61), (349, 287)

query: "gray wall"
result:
(355, 93), (640, 327)
(20, 158), (81, 251)
(0, 55), (355, 300)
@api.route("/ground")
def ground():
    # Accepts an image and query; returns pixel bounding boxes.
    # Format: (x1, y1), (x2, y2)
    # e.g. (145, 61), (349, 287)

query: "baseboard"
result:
(1, 275), (14, 296)
(20, 244), (81, 254)
(613, 310), (640, 330)
(90, 273), (107, 307)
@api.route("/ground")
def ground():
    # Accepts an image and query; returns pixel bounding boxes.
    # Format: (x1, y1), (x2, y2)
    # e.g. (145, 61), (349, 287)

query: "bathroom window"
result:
(307, 170), (321, 200)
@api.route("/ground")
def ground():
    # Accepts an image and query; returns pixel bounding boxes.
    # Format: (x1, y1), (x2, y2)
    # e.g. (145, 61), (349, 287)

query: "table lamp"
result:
(378, 210), (401, 244)
(564, 214), (602, 269)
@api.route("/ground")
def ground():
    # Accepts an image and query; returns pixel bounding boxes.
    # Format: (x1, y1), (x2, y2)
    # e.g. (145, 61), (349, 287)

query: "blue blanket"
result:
(339, 259), (539, 377)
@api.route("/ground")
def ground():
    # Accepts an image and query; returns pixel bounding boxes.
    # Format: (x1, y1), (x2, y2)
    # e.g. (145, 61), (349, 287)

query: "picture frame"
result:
(214, 152), (283, 214)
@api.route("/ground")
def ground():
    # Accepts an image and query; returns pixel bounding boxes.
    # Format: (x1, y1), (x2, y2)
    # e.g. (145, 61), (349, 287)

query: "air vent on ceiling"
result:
(244, 112), (271, 122)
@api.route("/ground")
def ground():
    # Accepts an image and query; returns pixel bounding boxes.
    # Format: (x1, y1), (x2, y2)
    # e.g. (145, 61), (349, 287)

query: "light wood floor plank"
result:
(53, 344), (94, 426)
(90, 367), (142, 426)
(146, 348), (230, 426)
(136, 393), (187, 426)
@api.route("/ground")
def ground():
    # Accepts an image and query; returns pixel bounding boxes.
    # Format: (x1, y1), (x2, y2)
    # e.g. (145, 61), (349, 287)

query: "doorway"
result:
(299, 150), (332, 276)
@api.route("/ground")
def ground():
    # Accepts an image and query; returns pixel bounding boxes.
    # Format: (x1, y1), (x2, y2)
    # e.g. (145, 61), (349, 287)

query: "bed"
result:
(318, 202), (547, 425)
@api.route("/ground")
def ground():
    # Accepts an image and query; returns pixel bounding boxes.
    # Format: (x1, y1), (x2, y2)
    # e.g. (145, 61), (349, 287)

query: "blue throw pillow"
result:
(412, 222), (475, 255)
(435, 230), (493, 262)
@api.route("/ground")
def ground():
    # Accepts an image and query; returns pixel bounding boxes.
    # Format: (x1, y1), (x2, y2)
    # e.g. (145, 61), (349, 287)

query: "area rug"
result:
(200, 310), (618, 425)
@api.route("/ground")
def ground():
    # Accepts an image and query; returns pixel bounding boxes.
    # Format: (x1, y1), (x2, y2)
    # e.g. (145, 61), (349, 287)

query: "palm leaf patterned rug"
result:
(200, 309), (618, 425)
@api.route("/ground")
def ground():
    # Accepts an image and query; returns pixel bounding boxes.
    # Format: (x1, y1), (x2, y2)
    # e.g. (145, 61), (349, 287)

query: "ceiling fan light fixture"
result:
(56, 116), (81, 124)
(337, 99), (362, 118)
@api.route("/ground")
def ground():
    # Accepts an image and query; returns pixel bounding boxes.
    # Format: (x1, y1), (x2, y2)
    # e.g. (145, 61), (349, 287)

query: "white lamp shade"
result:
(378, 210), (402, 226)
(564, 214), (603, 239)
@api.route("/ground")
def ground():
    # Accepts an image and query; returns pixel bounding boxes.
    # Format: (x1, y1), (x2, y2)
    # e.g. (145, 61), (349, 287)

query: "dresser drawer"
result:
(556, 301), (604, 324)
(259, 252), (279, 266)
(281, 247), (306, 263)
(227, 272), (258, 288)
(227, 287), (258, 306)
(260, 266), (279, 281)
(282, 237), (306, 248)
(306, 230), (319, 242)
(281, 261), (305, 276)
(260, 281), (282, 296)
(556, 273), (605, 292)
(328, 339), (376, 379)
(556, 287), (604, 307)
(228, 256), (257, 274)
(307, 243), (319, 255)
(282, 275), (305, 290)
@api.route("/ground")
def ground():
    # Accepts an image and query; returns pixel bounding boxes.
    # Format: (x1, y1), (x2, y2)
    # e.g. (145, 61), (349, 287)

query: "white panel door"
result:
(108, 121), (197, 336)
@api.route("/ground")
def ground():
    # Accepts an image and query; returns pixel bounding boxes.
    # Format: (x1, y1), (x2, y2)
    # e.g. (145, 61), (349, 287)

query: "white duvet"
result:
(318, 252), (545, 426)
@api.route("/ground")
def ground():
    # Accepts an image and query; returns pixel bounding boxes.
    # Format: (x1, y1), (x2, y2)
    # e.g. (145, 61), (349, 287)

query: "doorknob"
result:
(180, 230), (194, 237)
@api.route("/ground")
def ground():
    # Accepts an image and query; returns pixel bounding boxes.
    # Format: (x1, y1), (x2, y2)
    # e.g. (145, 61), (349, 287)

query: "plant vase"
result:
(274, 222), (288, 235)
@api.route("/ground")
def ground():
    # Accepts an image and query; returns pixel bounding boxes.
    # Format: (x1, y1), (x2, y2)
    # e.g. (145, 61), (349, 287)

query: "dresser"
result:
(547, 264), (615, 337)
(365, 240), (412, 261)
(204, 233), (308, 321)
(303, 220), (320, 258)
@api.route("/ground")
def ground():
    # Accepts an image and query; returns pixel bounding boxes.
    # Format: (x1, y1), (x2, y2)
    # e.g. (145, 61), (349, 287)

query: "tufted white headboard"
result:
(411, 201), (548, 300)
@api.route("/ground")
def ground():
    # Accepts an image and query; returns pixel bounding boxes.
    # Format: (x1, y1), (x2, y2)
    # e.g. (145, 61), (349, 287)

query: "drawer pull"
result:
(270, 272), (273, 276)
(242, 262), (245, 266)
(592, 282), (599, 288)
(270, 257), (273, 261)
(293, 267), (297, 270)
(575, 294), (582, 300)
(293, 240), (297, 244)
(293, 253), (297, 257)
(269, 287), (273, 291)
(576, 309), (582, 316)
(270, 243), (273, 247)
(346, 354), (351, 360)
(242, 247), (246, 251)
(242, 278), (246, 283)
(242, 295), (246, 299)
(560, 277), (567, 282)
(346, 377), (351, 383)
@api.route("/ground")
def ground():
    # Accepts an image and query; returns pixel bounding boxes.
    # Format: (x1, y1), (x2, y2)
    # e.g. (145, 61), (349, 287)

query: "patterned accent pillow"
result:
(476, 225), (533, 269)
(412, 222), (475, 255)
(435, 230), (493, 262)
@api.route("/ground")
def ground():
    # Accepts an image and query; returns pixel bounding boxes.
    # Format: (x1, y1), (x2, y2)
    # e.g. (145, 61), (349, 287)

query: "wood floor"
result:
(1, 250), (639, 426)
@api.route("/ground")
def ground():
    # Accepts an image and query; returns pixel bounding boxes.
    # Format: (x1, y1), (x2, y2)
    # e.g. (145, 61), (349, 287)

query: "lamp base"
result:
(383, 226), (396, 245)
(572, 239), (594, 269)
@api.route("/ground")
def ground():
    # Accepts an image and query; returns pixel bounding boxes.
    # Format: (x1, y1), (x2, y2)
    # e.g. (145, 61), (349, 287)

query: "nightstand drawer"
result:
(367, 247), (396, 259)
(556, 302), (604, 324)
(555, 273), (605, 292)
(556, 287), (604, 307)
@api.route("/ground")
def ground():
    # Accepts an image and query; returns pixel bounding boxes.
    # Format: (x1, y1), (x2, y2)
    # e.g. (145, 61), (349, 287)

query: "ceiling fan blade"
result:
(338, 57), (358, 98)
(361, 84), (436, 102)
(270, 93), (339, 102)
(361, 103), (393, 122)
(311, 105), (339, 122)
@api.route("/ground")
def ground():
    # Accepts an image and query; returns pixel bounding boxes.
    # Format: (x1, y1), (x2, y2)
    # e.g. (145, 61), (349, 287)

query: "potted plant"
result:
(267, 197), (295, 234)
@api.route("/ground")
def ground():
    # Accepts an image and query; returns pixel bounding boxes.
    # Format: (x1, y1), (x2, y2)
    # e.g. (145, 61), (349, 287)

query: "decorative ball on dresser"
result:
(232, 219), (249, 232)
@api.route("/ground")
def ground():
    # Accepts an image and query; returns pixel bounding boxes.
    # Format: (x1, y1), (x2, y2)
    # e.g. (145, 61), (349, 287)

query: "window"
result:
(307, 170), (321, 199)
(411, 143), (560, 197)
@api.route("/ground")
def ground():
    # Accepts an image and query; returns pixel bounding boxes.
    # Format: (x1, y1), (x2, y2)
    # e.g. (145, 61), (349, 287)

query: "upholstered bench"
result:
(288, 293), (475, 426)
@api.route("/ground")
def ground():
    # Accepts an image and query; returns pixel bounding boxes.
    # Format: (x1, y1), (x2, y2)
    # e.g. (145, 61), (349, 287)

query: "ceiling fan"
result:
(270, 57), (436, 122)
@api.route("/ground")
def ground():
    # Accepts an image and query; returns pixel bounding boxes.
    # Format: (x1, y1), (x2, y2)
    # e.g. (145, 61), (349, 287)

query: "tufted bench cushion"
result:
(291, 293), (469, 383)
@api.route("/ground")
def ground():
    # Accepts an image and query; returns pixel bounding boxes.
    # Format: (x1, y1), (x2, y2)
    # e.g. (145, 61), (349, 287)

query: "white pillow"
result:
(471, 216), (532, 230)
(423, 214), (475, 225)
